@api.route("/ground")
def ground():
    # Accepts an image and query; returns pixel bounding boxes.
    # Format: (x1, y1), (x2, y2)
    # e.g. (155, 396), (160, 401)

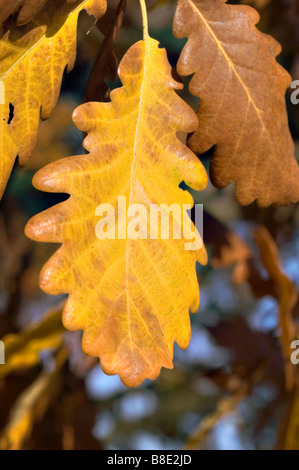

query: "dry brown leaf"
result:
(173, 0), (299, 207)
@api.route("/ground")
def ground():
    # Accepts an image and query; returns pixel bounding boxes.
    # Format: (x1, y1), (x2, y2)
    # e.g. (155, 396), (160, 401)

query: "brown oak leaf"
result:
(173, 0), (299, 207)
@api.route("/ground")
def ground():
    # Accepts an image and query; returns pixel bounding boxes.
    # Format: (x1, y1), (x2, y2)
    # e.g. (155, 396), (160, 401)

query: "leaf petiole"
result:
(138, 0), (149, 40)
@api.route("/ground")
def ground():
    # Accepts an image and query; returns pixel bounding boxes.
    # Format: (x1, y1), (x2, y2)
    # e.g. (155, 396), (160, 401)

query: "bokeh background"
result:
(0, 0), (299, 450)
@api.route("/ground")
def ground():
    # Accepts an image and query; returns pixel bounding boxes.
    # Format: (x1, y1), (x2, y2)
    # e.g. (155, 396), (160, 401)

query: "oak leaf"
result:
(0, 0), (106, 199)
(173, 0), (299, 207)
(26, 37), (208, 387)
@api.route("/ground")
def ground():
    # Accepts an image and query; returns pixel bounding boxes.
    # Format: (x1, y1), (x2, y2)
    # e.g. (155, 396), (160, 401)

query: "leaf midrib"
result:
(125, 37), (149, 361)
(187, 0), (266, 131)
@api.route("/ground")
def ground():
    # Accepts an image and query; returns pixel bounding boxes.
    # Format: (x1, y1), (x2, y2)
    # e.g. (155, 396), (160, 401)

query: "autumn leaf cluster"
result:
(0, 0), (298, 389)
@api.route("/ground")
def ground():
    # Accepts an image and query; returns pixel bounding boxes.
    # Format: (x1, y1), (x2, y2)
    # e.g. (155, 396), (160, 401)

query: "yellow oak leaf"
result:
(0, 0), (106, 198)
(25, 36), (208, 387)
